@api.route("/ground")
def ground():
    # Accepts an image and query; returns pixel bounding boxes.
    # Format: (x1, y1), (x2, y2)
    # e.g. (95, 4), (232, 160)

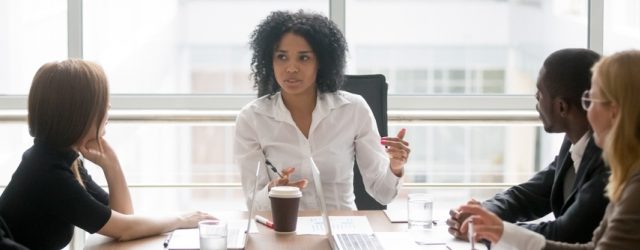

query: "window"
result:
(345, 0), (588, 95)
(1, 0), (589, 200)
(604, 0), (640, 54)
(0, 124), (33, 185)
(83, 0), (328, 94)
(0, 123), (559, 211)
(0, 0), (67, 95)
(0, 1), (612, 248)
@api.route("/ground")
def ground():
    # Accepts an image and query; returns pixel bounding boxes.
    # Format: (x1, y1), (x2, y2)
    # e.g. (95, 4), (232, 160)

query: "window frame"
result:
(0, 0), (604, 119)
(0, 0), (603, 189)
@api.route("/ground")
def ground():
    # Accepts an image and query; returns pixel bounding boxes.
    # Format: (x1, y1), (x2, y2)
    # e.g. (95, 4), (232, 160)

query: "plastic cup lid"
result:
(269, 186), (302, 198)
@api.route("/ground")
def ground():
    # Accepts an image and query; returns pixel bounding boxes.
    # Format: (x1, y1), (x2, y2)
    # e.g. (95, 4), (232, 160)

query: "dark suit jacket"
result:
(483, 135), (609, 243)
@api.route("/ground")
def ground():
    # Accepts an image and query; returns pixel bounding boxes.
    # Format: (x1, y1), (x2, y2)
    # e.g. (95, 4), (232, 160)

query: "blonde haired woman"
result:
(0, 59), (214, 249)
(457, 50), (640, 249)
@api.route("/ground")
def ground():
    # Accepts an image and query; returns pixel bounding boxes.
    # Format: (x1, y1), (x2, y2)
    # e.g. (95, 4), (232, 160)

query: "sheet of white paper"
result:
(166, 228), (198, 250)
(374, 232), (421, 250)
(167, 220), (258, 250)
(409, 229), (488, 250)
(295, 216), (374, 235)
(383, 209), (408, 223)
(446, 239), (488, 250)
(409, 229), (450, 245)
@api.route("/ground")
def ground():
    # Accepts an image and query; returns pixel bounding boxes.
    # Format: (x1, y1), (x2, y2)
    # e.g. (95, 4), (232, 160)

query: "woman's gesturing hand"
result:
(382, 128), (411, 176)
(268, 167), (308, 191)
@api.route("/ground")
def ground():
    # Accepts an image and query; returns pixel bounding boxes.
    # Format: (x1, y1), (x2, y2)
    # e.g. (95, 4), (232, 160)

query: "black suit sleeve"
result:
(483, 136), (609, 243)
(519, 166), (609, 243)
(483, 158), (557, 222)
(0, 238), (28, 250)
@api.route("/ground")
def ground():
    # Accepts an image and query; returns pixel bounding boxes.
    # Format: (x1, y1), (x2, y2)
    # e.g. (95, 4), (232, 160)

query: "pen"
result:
(255, 215), (274, 229)
(265, 160), (283, 178)
(415, 241), (446, 246)
(163, 232), (173, 247)
(469, 221), (476, 250)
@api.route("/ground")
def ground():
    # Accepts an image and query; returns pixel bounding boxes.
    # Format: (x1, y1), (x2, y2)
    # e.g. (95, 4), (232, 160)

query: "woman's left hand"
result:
(381, 128), (410, 176)
(79, 137), (119, 171)
(177, 211), (218, 229)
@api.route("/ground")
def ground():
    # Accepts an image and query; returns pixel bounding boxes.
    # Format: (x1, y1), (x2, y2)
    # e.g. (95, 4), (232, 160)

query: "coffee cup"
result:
(269, 186), (302, 233)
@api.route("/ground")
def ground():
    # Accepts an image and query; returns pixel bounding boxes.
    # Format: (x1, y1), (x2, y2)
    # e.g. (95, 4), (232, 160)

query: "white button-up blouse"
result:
(234, 91), (401, 211)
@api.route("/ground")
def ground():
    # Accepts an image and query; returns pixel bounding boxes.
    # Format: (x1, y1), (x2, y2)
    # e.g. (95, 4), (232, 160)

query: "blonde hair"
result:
(28, 59), (109, 186)
(592, 50), (640, 202)
(71, 159), (86, 188)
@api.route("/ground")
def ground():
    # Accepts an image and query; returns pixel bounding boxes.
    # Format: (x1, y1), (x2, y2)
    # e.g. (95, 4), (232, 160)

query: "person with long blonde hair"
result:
(0, 59), (215, 249)
(456, 49), (640, 249)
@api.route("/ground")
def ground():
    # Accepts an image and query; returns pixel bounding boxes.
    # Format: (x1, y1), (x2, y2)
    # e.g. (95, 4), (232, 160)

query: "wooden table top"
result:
(84, 210), (471, 250)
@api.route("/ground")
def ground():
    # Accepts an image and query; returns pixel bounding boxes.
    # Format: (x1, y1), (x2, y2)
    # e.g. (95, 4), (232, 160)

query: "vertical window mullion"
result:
(67, 0), (83, 59)
(588, 0), (604, 54)
(330, 0), (346, 35)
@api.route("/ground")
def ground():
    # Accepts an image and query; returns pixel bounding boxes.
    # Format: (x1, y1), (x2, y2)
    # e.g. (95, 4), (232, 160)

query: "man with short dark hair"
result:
(447, 48), (609, 243)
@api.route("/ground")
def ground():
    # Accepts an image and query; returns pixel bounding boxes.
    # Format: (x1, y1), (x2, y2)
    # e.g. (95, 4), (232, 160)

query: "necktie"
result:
(563, 155), (576, 201)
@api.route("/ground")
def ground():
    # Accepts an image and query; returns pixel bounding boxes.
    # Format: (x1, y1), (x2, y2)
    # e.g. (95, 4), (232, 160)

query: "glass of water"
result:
(199, 220), (227, 250)
(407, 193), (433, 230)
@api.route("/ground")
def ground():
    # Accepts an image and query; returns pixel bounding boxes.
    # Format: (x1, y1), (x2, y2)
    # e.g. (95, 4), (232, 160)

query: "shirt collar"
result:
(569, 132), (590, 172)
(254, 91), (351, 123)
(313, 91), (351, 120)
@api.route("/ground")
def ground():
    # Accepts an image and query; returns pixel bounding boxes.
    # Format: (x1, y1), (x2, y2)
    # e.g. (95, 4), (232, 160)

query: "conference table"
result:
(84, 210), (478, 250)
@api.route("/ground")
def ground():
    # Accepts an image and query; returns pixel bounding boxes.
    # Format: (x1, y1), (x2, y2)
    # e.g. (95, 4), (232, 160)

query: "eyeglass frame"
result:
(581, 90), (608, 111)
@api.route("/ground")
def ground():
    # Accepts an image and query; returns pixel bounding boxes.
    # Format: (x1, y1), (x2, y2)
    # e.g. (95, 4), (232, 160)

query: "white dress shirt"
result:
(569, 132), (590, 173)
(493, 222), (546, 250)
(234, 91), (401, 211)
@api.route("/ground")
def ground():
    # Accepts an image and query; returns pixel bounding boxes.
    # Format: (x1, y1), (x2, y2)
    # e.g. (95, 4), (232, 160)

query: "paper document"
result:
(409, 229), (449, 246)
(383, 209), (407, 223)
(374, 232), (421, 250)
(295, 216), (373, 235)
(167, 220), (258, 250)
(409, 228), (488, 250)
(446, 239), (488, 250)
(166, 228), (198, 250)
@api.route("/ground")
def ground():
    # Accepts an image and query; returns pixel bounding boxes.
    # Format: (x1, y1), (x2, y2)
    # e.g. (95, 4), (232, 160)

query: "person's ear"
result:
(610, 102), (619, 120)
(555, 97), (569, 118)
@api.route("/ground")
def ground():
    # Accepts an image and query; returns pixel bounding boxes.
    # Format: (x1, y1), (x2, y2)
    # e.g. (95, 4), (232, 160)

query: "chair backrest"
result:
(341, 74), (388, 210)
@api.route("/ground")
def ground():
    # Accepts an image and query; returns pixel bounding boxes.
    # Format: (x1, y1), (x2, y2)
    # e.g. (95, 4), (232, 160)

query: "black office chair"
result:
(341, 74), (388, 210)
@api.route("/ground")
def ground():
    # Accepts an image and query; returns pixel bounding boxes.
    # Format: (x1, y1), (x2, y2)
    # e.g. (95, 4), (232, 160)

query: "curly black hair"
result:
(249, 10), (348, 97)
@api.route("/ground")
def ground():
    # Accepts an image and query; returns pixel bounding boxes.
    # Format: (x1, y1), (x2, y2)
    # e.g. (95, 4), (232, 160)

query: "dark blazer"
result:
(483, 135), (609, 243)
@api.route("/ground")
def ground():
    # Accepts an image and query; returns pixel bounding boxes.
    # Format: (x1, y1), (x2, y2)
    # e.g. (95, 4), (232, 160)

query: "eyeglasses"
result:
(581, 90), (607, 110)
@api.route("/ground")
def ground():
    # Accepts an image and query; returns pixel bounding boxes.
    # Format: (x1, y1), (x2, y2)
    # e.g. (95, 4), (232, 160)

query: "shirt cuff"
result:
(493, 222), (546, 250)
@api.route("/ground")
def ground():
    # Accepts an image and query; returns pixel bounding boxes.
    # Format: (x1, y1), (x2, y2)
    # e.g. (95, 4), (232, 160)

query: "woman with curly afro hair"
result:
(234, 10), (411, 211)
